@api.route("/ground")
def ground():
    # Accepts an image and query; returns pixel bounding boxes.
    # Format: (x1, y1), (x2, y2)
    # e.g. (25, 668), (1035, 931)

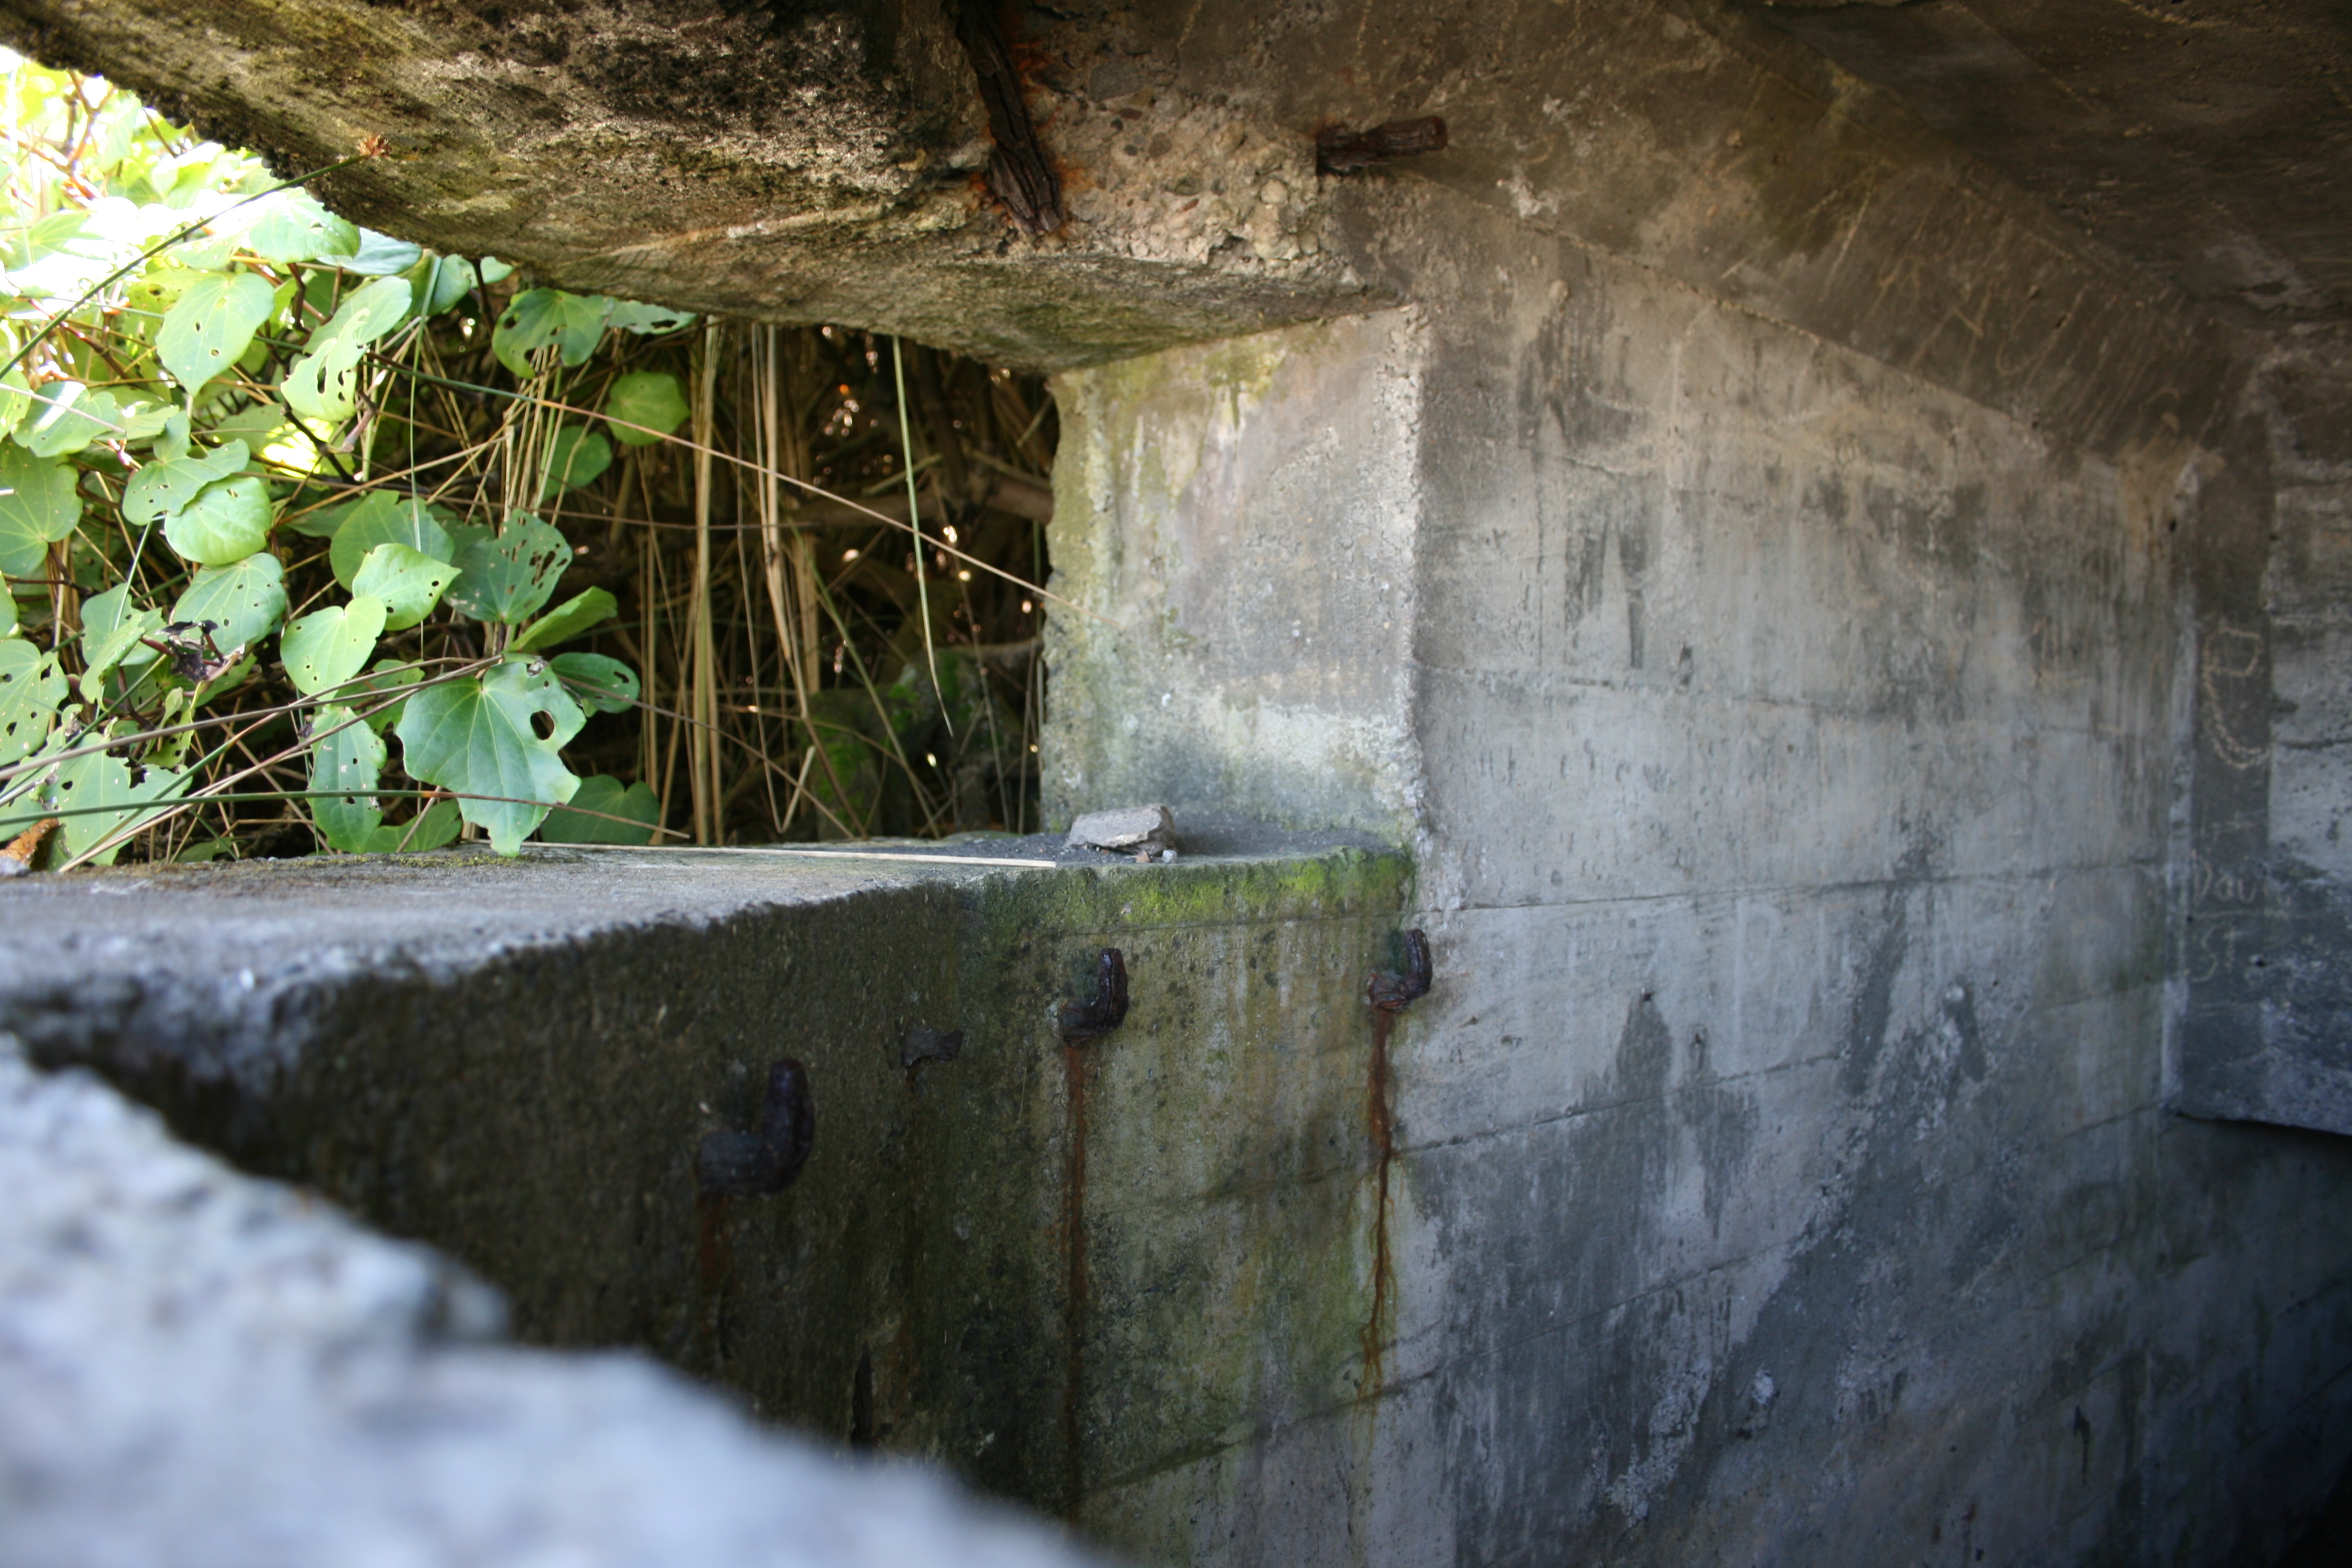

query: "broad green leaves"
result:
(446, 513), (570, 624)
(604, 370), (690, 446)
(541, 425), (611, 495)
(327, 492), (452, 586)
(0, 637), (65, 761)
(539, 774), (659, 845)
(283, 275), (413, 424)
(238, 188), (360, 265)
(549, 651), (638, 713)
(281, 595), (385, 696)
(171, 550), (285, 656)
(161, 473), (271, 566)
(158, 272), (274, 395)
(0, 443), (80, 577)
(124, 439), (246, 526)
(350, 542), (459, 631)
(24, 751), (188, 866)
(510, 587), (616, 653)
(396, 657), (586, 854)
(494, 289), (609, 376)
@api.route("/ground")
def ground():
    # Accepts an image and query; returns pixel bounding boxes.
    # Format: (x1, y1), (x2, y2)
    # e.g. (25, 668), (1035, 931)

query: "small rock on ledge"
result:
(1066, 805), (1178, 855)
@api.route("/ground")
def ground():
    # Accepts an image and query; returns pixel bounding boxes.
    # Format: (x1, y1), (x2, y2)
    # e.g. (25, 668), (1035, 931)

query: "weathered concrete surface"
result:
(2174, 330), (2352, 1135)
(0, 1031), (1109, 1568)
(1043, 169), (2352, 1564)
(0, 835), (1418, 1549)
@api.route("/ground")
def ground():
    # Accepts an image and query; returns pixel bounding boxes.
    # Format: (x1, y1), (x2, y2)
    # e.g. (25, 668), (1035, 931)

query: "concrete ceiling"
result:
(1742, 0), (2352, 336)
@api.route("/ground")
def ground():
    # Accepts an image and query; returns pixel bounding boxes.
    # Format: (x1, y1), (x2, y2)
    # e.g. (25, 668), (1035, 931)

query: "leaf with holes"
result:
(328, 492), (454, 586)
(603, 301), (696, 336)
(124, 440), (247, 527)
(0, 445), (82, 578)
(395, 656), (585, 855)
(539, 774), (660, 845)
(19, 381), (125, 457)
(445, 513), (570, 625)
(76, 584), (163, 701)
(604, 370), (690, 447)
(162, 474), (273, 567)
(170, 551), (285, 661)
(0, 638), (66, 762)
(309, 703), (387, 851)
(240, 188), (360, 264)
(548, 650), (639, 714)
(510, 587), (616, 654)
(281, 595), (387, 697)
(350, 542), (460, 633)
(157, 272), (275, 395)
(492, 289), (609, 377)
(540, 425), (611, 497)
(34, 752), (188, 866)
(283, 276), (414, 424)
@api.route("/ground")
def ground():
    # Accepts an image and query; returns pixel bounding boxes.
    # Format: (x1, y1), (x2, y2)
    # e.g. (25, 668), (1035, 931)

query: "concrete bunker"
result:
(5, 3), (2352, 1567)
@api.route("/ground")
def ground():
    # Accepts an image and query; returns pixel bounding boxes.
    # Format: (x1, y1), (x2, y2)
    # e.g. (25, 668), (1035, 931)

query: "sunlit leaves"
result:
(238, 187), (360, 264)
(445, 512), (570, 624)
(0, 443), (81, 577)
(76, 583), (162, 699)
(396, 656), (585, 855)
(19, 381), (125, 456)
(281, 275), (413, 425)
(509, 587), (616, 653)
(160, 473), (272, 566)
(31, 751), (188, 866)
(124, 439), (246, 526)
(157, 271), (274, 395)
(604, 370), (690, 446)
(309, 703), (385, 851)
(350, 542), (459, 632)
(170, 550), (285, 657)
(280, 594), (385, 696)
(327, 491), (453, 586)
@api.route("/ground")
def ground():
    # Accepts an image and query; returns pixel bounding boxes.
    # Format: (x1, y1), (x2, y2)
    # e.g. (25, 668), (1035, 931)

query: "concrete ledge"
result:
(0, 832), (1416, 1557)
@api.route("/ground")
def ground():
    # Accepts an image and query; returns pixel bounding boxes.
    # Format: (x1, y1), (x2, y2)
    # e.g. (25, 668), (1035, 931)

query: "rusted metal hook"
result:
(696, 1058), (815, 1198)
(1058, 948), (1129, 1043)
(1367, 929), (1432, 1013)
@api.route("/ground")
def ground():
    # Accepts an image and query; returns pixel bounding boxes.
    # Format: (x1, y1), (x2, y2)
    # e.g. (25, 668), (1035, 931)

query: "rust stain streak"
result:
(1060, 1037), (1091, 1520)
(1360, 1004), (1397, 1397)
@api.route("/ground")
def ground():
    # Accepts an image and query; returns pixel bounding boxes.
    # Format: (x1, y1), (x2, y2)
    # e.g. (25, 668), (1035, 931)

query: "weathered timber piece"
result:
(947, 0), (1064, 234)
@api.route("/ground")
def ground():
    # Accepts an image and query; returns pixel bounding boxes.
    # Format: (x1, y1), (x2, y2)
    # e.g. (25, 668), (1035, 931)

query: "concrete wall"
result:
(1044, 125), (2352, 1568)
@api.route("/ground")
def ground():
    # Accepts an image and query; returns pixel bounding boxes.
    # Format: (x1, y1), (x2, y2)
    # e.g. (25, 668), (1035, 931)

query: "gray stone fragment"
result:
(1065, 804), (1177, 854)
(0, 1035), (1106, 1568)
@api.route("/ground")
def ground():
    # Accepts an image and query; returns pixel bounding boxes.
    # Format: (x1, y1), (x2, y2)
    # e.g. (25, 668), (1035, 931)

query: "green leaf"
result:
(604, 370), (690, 446)
(309, 703), (387, 851)
(241, 188), (361, 264)
(547, 650), (638, 714)
(478, 257), (515, 284)
(35, 751), (189, 866)
(381, 797), (462, 852)
(157, 272), (275, 395)
(394, 656), (586, 855)
(407, 253), (477, 318)
(0, 367), (33, 442)
(492, 288), (608, 377)
(540, 425), (611, 497)
(282, 275), (414, 423)
(445, 512), (570, 625)
(350, 541), (460, 632)
(76, 585), (163, 701)
(538, 774), (660, 845)
(340, 229), (423, 276)
(123, 440), (249, 526)
(19, 381), (125, 456)
(0, 589), (15, 638)
(162, 473), (273, 567)
(281, 594), (386, 696)
(170, 550), (286, 656)
(603, 301), (696, 336)
(0, 638), (66, 762)
(348, 657), (425, 731)
(0, 445), (82, 577)
(328, 491), (454, 586)
(511, 587), (616, 653)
